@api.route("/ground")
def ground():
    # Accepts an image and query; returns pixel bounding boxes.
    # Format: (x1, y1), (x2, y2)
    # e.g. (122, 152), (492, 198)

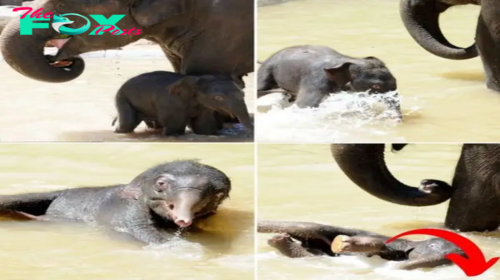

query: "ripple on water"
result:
(256, 91), (423, 143)
(258, 252), (496, 280)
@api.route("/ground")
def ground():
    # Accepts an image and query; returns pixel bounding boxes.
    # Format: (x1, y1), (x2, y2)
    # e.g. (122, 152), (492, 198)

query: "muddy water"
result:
(258, 144), (500, 280)
(0, 45), (255, 142)
(256, 0), (500, 143)
(0, 143), (254, 280)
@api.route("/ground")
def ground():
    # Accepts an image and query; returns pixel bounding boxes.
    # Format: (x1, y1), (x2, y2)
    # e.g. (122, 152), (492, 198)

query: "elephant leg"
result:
(444, 146), (500, 231)
(258, 220), (381, 255)
(157, 111), (187, 136)
(189, 108), (221, 135)
(257, 64), (278, 97)
(115, 101), (141, 134)
(476, 6), (500, 92)
(445, 190), (500, 232)
(144, 121), (163, 130)
(267, 233), (318, 258)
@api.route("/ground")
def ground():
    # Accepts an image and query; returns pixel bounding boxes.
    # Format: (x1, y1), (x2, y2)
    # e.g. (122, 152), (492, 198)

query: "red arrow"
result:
(385, 228), (499, 277)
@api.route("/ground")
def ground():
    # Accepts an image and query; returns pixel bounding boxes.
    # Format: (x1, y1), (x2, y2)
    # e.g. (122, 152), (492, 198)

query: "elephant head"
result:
(135, 164), (230, 228)
(0, 0), (190, 82)
(324, 57), (397, 94)
(168, 75), (254, 132)
(330, 144), (453, 206)
(399, 0), (479, 60)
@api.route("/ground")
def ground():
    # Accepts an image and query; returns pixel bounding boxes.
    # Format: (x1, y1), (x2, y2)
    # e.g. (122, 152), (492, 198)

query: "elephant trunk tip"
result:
(417, 179), (453, 203)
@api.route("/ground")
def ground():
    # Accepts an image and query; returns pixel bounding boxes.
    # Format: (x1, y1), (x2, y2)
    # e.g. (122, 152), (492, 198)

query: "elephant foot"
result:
(268, 233), (316, 258)
(114, 128), (133, 134)
(331, 235), (386, 254)
(268, 233), (294, 248)
(486, 79), (500, 93)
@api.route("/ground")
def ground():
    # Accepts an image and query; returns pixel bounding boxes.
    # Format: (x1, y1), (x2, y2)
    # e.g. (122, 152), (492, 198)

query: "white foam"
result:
(256, 91), (422, 143)
(143, 237), (205, 261)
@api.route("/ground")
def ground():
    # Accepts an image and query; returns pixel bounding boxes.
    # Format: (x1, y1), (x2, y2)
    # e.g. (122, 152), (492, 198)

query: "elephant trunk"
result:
(230, 100), (254, 132)
(330, 144), (452, 206)
(399, 0), (477, 60)
(0, 16), (84, 83)
(171, 191), (202, 228)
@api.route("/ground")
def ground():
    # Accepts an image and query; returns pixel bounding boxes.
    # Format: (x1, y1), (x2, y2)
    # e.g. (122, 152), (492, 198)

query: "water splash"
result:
(143, 236), (205, 261)
(256, 91), (422, 143)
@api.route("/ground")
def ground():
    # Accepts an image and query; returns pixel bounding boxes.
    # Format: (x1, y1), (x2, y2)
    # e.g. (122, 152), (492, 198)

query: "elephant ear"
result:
(168, 76), (201, 96)
(323, 62), (353, 88)
(130, 0), (188, 27)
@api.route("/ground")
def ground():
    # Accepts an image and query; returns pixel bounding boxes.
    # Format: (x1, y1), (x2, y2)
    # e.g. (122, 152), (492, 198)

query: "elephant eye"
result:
(214, 96), (224, 101)
(155, 177), (170, 192)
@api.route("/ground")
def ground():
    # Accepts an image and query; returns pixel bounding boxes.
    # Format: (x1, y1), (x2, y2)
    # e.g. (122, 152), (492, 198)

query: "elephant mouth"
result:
(45, 55), (74, 68)
(45, 36), (75, 68)
(220, 108), (236, 119)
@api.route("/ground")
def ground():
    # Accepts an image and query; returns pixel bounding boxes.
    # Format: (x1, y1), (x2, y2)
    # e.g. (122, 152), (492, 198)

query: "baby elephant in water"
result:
(113, 71), (253, 136)
(0, 160), (231, 244)
(257, 45), (401, 118)
(258, 221), (463, 270)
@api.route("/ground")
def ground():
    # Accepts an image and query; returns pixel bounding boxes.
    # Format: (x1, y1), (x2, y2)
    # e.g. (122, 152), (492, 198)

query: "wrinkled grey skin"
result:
(0, 0), (253, 87)
(257, 45), (400, 115)
(331, 143), (500, 232)
(400, 0), (500, 91)
(113, 71), (253, 136)
(259, 220), (464, 270)
(0, 160), (231, 244)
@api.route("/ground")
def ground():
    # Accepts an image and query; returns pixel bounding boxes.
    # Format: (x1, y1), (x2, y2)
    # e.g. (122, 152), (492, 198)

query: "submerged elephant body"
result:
(257, 45), (399, 111)
(113, 71), (253, 136)
(331, 144), (500, 232)
(0, 160), (231, 244)
(400, 0), (500, 91)
(258, 220), (463, 270)
(0, 0), (254, 86)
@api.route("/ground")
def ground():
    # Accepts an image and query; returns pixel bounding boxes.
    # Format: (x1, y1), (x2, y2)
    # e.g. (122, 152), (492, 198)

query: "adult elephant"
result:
(400, 0), (500, 91)
(330, 144), (500, 233)
(0, 0), (254, 85)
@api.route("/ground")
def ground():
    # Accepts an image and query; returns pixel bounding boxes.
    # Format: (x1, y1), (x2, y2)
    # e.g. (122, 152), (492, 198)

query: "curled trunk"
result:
(330, 144), (452, 206)
(400, 0), (477, 60)
(0, 16), (84, 83)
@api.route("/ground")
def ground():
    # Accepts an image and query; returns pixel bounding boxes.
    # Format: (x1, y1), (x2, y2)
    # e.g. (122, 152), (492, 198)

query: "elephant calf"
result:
(258, 220), (463, 270)
(257, 45), (401, 119)
(0, 160), (231, 244)
(113, 71), (253, 136)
